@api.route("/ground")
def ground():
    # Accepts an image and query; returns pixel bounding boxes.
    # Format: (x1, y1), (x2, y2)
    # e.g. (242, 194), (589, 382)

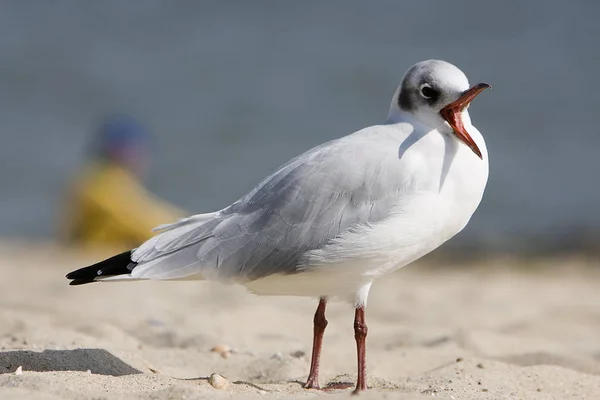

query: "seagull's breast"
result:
(306, 124), (489, 276)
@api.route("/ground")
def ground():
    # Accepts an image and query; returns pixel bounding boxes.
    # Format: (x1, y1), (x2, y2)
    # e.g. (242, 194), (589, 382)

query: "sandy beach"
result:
(1, 241), (600, 399)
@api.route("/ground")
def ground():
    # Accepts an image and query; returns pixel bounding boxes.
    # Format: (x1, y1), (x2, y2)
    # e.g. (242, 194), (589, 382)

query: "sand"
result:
(1, 240), (600, 399)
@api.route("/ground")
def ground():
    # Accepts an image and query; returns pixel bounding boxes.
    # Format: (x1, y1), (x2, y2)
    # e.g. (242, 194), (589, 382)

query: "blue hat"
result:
(99, 114), (149, 148)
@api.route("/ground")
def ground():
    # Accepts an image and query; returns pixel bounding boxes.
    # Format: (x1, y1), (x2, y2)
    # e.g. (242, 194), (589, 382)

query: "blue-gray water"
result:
(1, 1), (599, 255)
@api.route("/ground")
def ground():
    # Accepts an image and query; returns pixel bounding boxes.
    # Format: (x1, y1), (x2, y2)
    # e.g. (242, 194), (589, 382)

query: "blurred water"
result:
(0, 1), (598, 255)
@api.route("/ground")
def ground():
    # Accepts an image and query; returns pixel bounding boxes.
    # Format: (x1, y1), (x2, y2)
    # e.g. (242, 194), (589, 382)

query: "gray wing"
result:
(131, 131), (408, 282)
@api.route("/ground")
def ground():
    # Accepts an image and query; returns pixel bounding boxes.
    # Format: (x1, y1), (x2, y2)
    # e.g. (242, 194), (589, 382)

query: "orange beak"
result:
(439, 82), (491, 159)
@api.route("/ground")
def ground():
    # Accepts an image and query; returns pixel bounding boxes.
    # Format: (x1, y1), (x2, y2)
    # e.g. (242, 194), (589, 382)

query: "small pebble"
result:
(210, 344), (232, 359)
(455, 357), (463, 362)
(476, 363), (484, 369)
(15, 366), (22, 375)
(209, 373), (229, 389)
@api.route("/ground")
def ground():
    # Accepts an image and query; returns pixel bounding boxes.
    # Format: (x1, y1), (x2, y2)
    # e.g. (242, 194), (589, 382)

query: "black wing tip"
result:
(66, 270), (86, 280)
(65, 264), (101, 280)
(66, 250), (135, 286)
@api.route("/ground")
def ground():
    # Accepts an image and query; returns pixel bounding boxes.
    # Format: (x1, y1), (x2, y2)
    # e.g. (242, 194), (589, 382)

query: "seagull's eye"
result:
(419, 83), (438, 100)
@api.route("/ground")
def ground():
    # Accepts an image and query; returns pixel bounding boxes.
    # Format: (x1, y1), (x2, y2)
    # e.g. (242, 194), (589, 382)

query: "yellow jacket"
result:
(62, 163), (183, 251)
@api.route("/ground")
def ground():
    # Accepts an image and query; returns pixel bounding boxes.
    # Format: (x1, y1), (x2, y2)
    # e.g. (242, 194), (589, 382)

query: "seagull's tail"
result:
(66, 251), (138, 286)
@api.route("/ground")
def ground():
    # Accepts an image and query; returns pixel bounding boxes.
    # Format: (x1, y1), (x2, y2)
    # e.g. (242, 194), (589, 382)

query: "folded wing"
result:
(130, 132), (410, 282)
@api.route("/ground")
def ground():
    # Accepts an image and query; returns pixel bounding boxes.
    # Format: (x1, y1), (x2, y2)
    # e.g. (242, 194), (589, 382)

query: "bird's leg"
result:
(353, 306), (368, 394)
(304, 297), (328, 389)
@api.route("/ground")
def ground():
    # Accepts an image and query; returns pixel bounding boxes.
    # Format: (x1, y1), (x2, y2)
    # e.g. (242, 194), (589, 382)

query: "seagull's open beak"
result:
(439, 82), (491, 159)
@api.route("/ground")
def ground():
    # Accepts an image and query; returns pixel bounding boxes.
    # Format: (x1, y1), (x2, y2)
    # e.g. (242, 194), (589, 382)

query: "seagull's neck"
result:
(384, 109), (439, 134)
(384, 108), (487, 160)
(384, 108), (410, 125)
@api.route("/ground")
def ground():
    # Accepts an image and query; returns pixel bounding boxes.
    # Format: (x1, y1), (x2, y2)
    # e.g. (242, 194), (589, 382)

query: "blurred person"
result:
(61, 114), (183, 251)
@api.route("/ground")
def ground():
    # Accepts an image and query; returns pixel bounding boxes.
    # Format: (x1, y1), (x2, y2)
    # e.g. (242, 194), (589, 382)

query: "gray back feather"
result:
(132, 130), (410, 282)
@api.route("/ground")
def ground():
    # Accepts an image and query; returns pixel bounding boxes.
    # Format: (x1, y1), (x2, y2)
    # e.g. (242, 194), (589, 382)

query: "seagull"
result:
(67, 59), (490, 393)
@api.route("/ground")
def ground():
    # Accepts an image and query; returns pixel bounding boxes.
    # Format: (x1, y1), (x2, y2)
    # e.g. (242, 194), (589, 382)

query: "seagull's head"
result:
(390, 59), (490, 159)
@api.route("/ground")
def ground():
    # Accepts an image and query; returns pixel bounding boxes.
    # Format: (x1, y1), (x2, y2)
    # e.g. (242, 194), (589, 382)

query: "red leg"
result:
(352, 306), (368, 394)
(304, 297), (328, 389)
